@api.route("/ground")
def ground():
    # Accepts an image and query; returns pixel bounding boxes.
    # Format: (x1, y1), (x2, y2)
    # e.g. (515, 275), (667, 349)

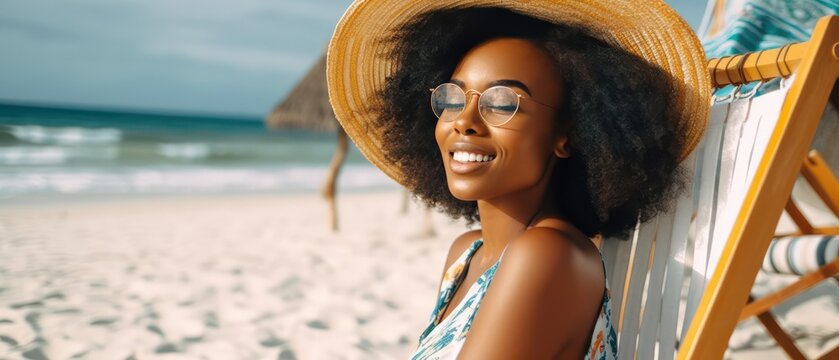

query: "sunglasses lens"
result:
(431, 84), (465, 121)
(479, 87), (519, 126)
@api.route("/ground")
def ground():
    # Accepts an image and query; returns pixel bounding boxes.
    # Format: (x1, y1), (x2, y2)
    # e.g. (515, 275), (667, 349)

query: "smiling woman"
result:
(434, 38), (567, 205)
(326, 1), (710, 359)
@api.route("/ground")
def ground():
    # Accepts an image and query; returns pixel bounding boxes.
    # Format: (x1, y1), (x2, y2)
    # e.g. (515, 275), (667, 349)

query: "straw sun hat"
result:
(326, 0), (711, 186)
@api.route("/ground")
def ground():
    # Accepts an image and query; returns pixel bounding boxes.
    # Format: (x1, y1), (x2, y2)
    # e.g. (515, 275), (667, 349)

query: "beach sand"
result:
(0, 190), (837, 359)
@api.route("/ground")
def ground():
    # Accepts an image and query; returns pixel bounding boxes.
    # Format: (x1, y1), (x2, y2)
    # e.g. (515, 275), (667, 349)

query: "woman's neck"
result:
(475, 176), (558, 268)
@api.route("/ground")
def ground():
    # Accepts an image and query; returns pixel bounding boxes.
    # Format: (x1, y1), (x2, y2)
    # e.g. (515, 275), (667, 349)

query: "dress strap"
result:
(498, 240), (512, 261)
(427, 240), (483, 320)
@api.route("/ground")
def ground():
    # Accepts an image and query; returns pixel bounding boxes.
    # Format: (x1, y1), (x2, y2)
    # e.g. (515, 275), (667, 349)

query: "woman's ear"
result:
(553, 134), (571, 158)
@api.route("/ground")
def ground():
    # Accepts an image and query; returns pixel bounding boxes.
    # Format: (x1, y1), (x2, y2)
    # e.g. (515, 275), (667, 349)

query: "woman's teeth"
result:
(452, 151), (495, 163)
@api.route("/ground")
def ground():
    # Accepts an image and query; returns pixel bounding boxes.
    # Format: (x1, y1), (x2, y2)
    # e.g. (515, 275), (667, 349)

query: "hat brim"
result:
(326, 0), (711, 186)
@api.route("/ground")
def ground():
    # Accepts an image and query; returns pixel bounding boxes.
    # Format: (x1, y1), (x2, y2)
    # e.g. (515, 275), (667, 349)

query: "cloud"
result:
(121, 0), (348, 25)
(148, 42), (312, 72)
(0, 17), (77, 41)
(266, 0), (348, 22)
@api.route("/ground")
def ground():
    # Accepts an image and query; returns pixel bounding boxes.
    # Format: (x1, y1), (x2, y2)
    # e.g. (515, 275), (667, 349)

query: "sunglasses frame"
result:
(429, 82), (558, 127)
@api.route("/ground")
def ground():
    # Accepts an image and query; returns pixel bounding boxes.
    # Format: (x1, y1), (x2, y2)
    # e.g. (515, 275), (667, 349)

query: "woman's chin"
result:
(447, 183), (487, 201)
(449, 192), (477, 201)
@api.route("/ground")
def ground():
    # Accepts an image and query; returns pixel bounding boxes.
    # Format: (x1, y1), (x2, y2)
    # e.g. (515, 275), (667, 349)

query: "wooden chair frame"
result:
(679, 15), (839, 359)
(738, 149), (839, 360)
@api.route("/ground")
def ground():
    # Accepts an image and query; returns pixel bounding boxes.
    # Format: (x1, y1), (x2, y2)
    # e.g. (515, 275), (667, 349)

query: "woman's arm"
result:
(456, 227), (604, 359)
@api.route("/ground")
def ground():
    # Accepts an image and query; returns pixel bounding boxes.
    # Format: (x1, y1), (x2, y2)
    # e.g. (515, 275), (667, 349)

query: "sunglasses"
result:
(429, 82), (557, 127)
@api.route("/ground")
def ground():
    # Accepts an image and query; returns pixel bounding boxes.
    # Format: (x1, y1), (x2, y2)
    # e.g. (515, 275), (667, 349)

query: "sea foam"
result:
(0, 165), (396, 197)
(9, 125), (122, 145)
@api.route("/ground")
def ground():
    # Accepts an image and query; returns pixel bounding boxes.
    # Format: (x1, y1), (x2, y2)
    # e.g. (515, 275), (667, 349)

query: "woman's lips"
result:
(446, 142), (496, 175)
(449, 152), (494, 175)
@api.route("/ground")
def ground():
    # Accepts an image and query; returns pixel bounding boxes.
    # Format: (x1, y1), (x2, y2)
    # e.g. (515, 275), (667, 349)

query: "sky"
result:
(0, 0), (708, 118)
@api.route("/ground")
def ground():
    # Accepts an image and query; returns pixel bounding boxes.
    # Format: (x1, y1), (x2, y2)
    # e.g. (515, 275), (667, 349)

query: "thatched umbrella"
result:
(266, 54), (337, 132)
(266, 53), (347, 231)
(266, 52), (436, 236)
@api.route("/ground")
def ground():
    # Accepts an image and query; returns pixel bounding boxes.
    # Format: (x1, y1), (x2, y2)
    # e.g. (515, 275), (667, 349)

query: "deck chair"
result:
(735, 149), (839, 360)
(599, 15), (839, 359)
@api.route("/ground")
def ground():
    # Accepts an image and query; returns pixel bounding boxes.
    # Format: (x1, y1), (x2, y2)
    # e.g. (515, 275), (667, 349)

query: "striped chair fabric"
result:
(763, 235), (839, 276)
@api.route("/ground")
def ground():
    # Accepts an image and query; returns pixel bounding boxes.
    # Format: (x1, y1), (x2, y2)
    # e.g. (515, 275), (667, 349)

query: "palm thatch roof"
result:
(265, 53), (337, 131)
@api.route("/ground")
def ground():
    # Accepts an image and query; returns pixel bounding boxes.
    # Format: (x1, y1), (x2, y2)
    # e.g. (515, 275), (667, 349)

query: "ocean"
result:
(0, 103), (396, 201)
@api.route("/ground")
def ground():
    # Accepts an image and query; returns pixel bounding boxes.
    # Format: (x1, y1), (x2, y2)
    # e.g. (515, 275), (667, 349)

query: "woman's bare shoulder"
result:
(508, 226), (603, 286)
(510, 227), (605, 339)
(458, 226), (605, 358)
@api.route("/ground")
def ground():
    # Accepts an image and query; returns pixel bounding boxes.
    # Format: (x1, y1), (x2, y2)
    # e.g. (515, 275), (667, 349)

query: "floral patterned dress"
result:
(410, 238), (618, 360)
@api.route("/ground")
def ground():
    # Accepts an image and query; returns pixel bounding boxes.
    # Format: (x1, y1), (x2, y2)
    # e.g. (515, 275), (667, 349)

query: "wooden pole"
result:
(322, 127), (348, 231)
(707, 42), (808, 86)
(401, 189), (410, 214)
(709, 0), (727, 38)
(423, 206), (436, 238)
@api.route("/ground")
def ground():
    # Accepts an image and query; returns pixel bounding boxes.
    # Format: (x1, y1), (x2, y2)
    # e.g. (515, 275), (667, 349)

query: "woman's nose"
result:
(453, 93), (489, 136)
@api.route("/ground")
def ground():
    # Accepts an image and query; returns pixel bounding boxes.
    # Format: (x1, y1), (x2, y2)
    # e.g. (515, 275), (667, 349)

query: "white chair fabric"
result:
(600, 77), (795, 359)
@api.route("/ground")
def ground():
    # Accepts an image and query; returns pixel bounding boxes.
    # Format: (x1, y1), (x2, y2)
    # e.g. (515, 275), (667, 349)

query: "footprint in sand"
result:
(10, 301), (43, 310)
(203, 311), (219, 328)
(41, 291), (65, 301)
(89, 317), (120, 326)
(21, 346), (48, 360)
(278, 347), (297, 360)
(306, 319), (329, 330)
(154, 342), (181, 354)
(257, 330), (286, 347)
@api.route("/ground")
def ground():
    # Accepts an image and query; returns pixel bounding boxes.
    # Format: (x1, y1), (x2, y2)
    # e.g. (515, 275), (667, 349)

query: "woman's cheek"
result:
(435, 121), (450, 160)
(503, 145), (551, 188)
(434, 121), (445, 149)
